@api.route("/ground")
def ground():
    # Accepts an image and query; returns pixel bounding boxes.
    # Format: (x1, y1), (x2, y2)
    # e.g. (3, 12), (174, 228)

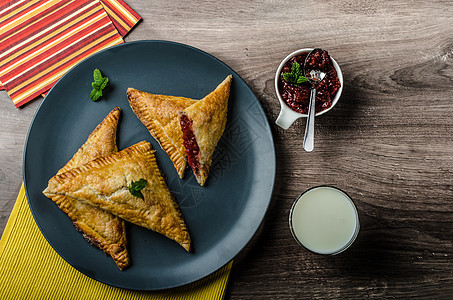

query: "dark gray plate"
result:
(23, 40), (275, 290)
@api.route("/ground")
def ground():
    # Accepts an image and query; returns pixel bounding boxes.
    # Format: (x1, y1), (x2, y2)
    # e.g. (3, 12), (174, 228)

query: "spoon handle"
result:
(303, 88), (316, 152)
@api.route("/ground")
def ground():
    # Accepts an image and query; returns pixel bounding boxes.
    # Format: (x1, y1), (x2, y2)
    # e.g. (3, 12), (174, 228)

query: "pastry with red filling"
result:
(127, 89), (197, 178)
(127, 75), (232, 186)
(179, 75), (232, 186)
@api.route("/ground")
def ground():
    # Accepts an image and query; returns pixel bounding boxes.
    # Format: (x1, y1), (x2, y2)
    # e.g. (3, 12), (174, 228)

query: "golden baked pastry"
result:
(179, 75), (232, 186)
(43, 141), (192, 252)
(127, 88), (197, 178)
(43, 107), (129, 270)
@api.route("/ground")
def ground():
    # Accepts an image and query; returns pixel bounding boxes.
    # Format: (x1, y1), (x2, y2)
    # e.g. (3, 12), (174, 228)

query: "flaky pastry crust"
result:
(43, 141), (191, 252)
(43, 107), (129, 270)
(127, 88), (196, 178)
(180, 75), (232, 186)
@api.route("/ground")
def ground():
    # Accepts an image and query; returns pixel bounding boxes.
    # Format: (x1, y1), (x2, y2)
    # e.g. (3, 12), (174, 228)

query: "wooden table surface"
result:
(2, 1), (453, 298)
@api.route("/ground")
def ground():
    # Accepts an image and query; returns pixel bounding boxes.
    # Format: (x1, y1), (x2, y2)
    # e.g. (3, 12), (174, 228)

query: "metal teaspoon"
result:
(303, 49), (326, 152)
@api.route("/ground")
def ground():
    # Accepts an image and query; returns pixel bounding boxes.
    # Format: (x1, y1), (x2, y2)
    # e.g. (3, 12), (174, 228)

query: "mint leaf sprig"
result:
(128, 178), (147, 200)
(282, 61), (308, 86)
(90, 68), (109, 101)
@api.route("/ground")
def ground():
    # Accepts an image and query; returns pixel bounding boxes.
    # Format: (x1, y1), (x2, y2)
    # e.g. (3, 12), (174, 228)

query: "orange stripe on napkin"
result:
(0, 0), (140, 107)
(100, 0), (141, 37)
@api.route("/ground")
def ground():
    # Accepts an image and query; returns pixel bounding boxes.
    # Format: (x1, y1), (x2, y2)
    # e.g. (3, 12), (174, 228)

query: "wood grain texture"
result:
(1, 0), (453, 298)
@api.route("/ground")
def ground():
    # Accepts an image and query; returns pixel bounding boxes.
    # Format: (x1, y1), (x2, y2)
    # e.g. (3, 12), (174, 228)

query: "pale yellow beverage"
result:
(289, 186), (359, 255)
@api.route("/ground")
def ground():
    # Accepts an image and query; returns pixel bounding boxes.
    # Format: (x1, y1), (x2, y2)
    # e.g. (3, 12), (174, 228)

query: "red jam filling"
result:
(278, 49), (341, 114)
(180, 114), (200, 174)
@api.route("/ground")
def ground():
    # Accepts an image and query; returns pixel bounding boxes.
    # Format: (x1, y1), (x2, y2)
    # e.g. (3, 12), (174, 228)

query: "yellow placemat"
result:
(0, 183), (232, 299)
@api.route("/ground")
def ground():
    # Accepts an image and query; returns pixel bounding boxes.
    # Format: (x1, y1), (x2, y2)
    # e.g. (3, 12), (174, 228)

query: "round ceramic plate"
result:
(23, 40), (275, 290)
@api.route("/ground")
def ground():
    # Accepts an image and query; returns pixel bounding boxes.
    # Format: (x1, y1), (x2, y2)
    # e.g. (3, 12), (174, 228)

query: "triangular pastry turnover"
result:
(43, 107), (129, 270)
(43, 141), (192, 252)
(127, 88), (197, 178)
(179, 75), (232, 186)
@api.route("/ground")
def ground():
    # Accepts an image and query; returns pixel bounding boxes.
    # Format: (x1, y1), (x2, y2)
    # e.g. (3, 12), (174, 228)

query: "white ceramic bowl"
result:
(275, 48), (343, 129)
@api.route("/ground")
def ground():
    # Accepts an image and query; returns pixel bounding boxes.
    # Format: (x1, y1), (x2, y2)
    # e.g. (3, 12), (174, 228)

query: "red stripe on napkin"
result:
(100, 0), (141, 37)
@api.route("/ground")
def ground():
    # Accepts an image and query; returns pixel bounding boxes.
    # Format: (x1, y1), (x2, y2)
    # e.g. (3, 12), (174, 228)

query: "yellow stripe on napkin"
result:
(0, 183), (233, 299)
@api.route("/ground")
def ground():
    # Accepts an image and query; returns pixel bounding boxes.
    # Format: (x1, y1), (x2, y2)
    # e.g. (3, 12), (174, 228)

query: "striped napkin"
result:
(0, 0), (140, 107)
(0, 184), (233, 299)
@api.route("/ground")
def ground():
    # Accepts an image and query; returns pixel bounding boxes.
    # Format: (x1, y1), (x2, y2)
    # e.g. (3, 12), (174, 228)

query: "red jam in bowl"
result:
(278, 49), (341, 114)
